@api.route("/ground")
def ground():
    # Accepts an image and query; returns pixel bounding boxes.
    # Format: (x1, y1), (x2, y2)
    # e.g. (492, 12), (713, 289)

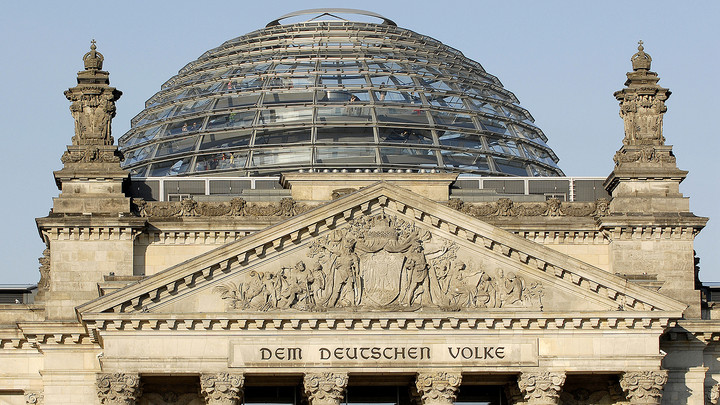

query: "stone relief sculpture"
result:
(708, 383), (720, 405)
(613, 146), (676, 166)
(214, 214), (543, 312)
(131, 197), (313, 218)
(447, 198), (610, 219)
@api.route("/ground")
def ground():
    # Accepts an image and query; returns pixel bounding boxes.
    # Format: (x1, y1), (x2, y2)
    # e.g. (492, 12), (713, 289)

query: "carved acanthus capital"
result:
(199, 373), (244, 405)
(96, 373), (142, 404)
(415, 371), (462, 405)
(303, 372), (348, 405)
(517, 371), (565, 404)
(620, 370), (667, 404)
(24, 390), (43, 404)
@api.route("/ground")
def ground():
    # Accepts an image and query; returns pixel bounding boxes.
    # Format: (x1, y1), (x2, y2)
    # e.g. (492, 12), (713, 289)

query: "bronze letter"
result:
(483, 347), (495, 359)
(371, 347), (381, 359)
(448, 347), (460, 359)
(320, 348), (330, 360)
(260, 348), (272, 360)
(420, 347), (430, 360)
(360, 347), (370, 359)
(334, 348), (344, 360)
(495, 347), (505, 359)
(276, 348), (285, 360)
(288, 348), (302, 360)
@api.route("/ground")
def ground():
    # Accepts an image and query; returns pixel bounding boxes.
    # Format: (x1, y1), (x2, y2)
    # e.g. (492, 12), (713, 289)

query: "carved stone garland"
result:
(199, 373), (244, 405)
(517, 372), (566, 404)
(619, 371), (667, 404)
(415, 371), (462, 405)
(96, 373), (143, 405)
(448, 198), (610, 218)
(131, 197), (312, 218)
(303, 372), (348, 405)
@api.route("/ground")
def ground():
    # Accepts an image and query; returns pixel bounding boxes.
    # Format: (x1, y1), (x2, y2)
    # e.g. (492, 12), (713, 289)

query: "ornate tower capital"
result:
(49, 40), (133, 215)
(517, 371), (565, 404)
(63, 40), (122, 152)
(96, 373), (142, 405)
(303, 372), (348, 405)
(619, 370), (667, 404)
(199, 373), (244, 405)
(415, 371), (462, 405)
(613, 41), (671, 148)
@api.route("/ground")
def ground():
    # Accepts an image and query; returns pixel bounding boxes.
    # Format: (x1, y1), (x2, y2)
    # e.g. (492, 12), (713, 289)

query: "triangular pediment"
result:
(78, 182), (686, 323)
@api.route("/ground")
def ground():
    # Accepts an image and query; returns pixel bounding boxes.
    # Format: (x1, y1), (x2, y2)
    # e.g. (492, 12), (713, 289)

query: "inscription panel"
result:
(230, 336), (537, 368)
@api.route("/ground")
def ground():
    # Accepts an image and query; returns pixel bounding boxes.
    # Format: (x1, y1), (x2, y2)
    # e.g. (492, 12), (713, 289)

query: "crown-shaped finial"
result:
(631, 40), (652, 71)
(83, 39), (104, 70)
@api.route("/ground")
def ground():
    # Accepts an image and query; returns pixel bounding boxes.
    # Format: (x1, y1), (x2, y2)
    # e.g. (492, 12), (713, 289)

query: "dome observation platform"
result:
(118, 9), (563, 178)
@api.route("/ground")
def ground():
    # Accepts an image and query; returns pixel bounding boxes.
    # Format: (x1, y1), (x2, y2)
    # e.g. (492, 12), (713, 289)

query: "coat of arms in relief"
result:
(214, 214), (542, 311)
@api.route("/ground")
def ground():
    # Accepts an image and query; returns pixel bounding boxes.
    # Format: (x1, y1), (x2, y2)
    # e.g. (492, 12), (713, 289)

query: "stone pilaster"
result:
(415, 371), (462, 405)
(199, 373), (244, 405)
(96, 373), (142, 405)
(619, 370), (667, 404)
(24, 390), (43, 404)
(303, 372), (348, 405)
(517, 371), (565, 404)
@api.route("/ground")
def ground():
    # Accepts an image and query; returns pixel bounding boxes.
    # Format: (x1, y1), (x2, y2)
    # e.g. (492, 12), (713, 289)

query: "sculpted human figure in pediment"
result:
(214, 214), (543, 312)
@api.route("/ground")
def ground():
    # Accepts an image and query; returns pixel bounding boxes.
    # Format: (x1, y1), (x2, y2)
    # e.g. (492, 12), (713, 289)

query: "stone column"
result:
(96, 373), (142, 404)
(199, 373), (244, 405)
(619, 370), (668, 404)
(415, 371), (462, 405)
(517, 371), (565, 404)
(303, 372), (349, 405)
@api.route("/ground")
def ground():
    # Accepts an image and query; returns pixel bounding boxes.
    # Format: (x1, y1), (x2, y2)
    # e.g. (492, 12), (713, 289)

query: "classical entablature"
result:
(79, 182), (685, 316)
(68, 183), (686, 377)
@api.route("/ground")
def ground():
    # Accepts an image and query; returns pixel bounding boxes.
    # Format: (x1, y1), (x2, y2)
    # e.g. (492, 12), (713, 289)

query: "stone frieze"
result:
(132, 197), (316, 217)
(447, 198), (609, 218)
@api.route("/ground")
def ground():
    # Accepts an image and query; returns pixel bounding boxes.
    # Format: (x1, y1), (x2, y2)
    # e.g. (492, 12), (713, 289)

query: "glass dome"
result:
(118, 9), (563, 177)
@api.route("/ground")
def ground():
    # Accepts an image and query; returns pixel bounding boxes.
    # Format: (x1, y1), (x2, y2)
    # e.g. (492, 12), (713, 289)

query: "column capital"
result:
(620, 370), (667, 404)
(200, 373), (244, 405)
(303, 372), (348, 405)
(96, 373), (142, 405)
(24, 390), (43, 405)
(517, 371), (565, 404)
(415, 370), (462, 405)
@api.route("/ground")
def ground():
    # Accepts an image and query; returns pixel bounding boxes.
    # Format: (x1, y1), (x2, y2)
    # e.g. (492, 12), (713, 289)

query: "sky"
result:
(0, 1), (718, 284)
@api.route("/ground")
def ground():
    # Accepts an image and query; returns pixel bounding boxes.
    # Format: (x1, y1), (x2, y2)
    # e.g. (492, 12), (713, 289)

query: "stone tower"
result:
(35, 42), (145, 319)
(602, 42), (707, 317)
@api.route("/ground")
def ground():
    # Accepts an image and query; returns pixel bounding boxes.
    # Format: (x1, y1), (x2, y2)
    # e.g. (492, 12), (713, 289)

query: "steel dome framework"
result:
(118, 10), (563, 177)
